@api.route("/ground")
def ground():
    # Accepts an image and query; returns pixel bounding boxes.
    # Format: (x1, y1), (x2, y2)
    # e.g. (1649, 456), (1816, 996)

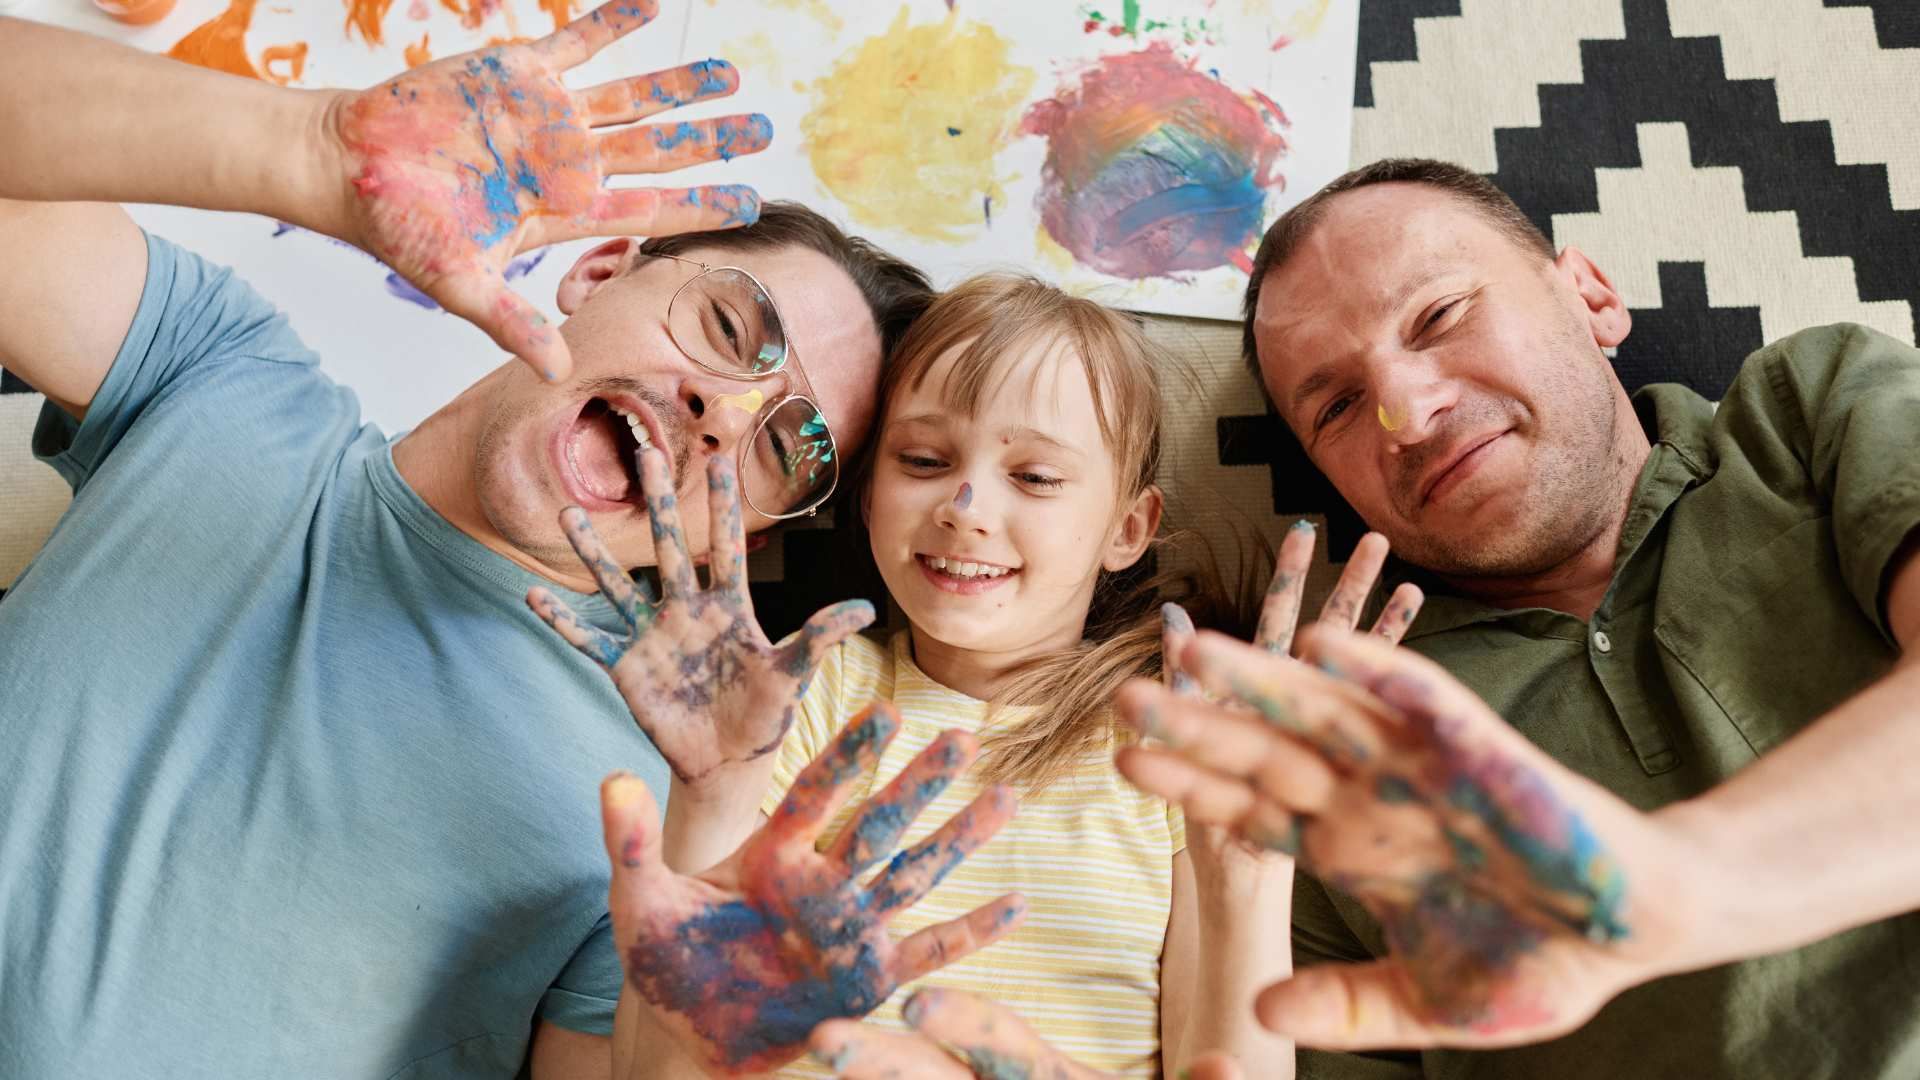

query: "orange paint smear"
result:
(485, 35), (533, 47)
(404, 32), (433, 67)
(538, 0), (577, 33)
(259, 42), (309, 84)
(344, 0), (396, 46)
(166, 0), (305, 84)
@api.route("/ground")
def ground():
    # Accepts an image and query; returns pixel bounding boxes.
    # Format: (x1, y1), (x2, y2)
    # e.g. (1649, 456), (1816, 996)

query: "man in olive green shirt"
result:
(1120, 158), (1920, 1079)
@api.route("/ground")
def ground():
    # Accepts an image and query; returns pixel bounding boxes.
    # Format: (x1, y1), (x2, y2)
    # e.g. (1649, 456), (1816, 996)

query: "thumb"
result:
(433, 267), (574, 382)
(1254, 961), (1448, 1051)
(1182, 1053), (1245, 1080)
(779, 599), (877, 679)
(600, 771), (668, 911)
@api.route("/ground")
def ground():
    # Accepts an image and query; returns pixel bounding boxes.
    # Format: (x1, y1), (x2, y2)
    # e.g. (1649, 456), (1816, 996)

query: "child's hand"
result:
(530, 449), (873, 787)
(325, 0), (770, 379)
(1116, 629), (1691, 1051)
(811, 988), (1246, 1080)
(600, 704), (1025, 1075)
(1251, 525), (1424, 657)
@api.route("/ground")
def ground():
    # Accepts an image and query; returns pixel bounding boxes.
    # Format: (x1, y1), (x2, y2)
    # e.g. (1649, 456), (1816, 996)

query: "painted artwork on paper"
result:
(18, 0), (1354, 426)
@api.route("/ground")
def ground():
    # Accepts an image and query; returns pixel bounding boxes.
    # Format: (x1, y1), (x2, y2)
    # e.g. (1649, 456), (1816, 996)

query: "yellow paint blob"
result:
(1377, 403), (1405, 432)
(714, 388), (766, 415)
(803, 7), (1034, 243)
(1033, 222), (1076, 274)
(1287, 0), (1333, 38)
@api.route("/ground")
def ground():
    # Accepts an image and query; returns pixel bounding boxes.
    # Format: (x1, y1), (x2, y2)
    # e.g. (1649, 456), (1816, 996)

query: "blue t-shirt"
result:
(0, 233), (668, 1078)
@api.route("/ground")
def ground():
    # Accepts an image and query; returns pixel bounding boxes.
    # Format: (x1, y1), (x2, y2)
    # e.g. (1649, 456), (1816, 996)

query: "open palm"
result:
(326, 0), (770, 377)
(599, 703), (1023, 1074)
(531, 449), (872, 784)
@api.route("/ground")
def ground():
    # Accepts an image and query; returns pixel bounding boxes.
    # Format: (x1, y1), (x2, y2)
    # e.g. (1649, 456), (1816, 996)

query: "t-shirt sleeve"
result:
(1727, 323), (1920, 641)
(32, 230), (322, 492)
(760, 636), (848, 817)
(537, 913), (622, 1036)
(1165, 799), (1187, 856)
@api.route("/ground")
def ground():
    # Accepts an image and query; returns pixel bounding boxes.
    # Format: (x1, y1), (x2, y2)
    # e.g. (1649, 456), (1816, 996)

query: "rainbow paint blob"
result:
(1022, 44), (1287, 279)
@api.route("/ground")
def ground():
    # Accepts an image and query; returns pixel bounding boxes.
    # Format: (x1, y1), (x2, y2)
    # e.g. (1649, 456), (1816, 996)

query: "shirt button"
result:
(1593, 630), (1613, 654)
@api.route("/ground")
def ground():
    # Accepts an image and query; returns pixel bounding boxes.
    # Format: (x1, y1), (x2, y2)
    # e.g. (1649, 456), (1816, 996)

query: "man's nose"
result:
(683, 375), (769, 456)
(1375, 365), (1459, 450)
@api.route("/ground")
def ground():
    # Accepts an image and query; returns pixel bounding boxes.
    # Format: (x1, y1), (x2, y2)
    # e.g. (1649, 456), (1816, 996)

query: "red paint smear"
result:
(1228, 248), (1254, 273)
(1249, 87), (1291, 131)
(1270, 33), (1291, 50)
(166, 0), (306, 85)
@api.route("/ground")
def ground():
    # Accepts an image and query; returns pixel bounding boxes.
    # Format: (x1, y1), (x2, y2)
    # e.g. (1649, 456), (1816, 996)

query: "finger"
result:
(827, 729), (978, 875)
(809, 1021), (973, 1079)
(433, 269), (572, 382)
(904, 988), (1100, 1079)
(1116, 744), (1259, 826)
(1185, 1054), (1248, 1080)
(600, 770), (669, 911)
(597, 114), (773, 174)
(866, 785), (1017, 920)
(1370, 582), (1425, 645)
(890, 892), (1027, 985)
(545, 184), (762, 245)
(580, 58), (738, 127)
(1317, 531), (1389, 632)
(635, 445), (697, 601)
(774, 599), (877, 682)
(1181, 632), (1391, 768)
(703, 454), (750, 602)
(1161, 601), (1198, 696)
(766, 702), (901, 845)
(1254, 519), (1318, 654)
(557, 506), (649, 630)
(1117, 680), (1339, 811)
(536, 0), (660, 67)
(528, 585), (629, 667)
(1255, 960), (1455, 1050)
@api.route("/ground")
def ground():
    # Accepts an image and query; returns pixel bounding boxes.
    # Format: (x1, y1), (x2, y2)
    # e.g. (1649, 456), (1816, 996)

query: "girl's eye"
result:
(1315, 393), (1358, 432)
(1015, 471), (1064, 489)
(897, 453), (945, 470)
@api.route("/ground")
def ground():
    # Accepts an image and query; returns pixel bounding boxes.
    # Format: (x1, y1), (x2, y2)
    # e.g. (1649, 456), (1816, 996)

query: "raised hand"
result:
(326, 0), (772, 378)
(529, 448), (873, 785)
(1252, 523), (1425, 657)
(811, 989), (1246, 1080)
(1116, 628), (1690, 1051)
(599, 704), (1024, 1075)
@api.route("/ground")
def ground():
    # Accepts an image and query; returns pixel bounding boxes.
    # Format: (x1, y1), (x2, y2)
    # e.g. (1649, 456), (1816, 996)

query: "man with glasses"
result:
(0, 10), (930, 1079)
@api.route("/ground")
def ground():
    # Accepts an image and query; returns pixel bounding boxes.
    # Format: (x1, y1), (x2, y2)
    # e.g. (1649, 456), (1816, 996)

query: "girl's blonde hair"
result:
(865, 274), (1238, 792)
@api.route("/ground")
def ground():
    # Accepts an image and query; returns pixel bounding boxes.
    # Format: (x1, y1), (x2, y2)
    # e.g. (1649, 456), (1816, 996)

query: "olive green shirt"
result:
(1295, 324), (1920, 1080)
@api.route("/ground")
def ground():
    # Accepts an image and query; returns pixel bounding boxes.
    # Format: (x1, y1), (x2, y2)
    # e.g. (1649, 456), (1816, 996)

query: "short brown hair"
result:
(1240, 158), (1554, 375)
(638, 200), (934, 365)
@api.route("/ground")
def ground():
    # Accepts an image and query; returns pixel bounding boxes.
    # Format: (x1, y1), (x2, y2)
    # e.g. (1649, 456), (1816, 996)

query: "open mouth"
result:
(564, 397), (656, 506)
(915, 553), (1019, 594)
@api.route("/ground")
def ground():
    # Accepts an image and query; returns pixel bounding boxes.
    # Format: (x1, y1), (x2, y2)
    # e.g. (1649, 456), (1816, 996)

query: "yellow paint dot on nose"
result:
(1377, 403), (1404, 432)
(714, 388), (765, 415)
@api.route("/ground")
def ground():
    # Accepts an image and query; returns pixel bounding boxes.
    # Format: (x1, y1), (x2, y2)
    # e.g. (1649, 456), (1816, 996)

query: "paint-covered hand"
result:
(1116, 629), (1692, 1050)
(599, 704), (1025, 1076)
(324, 0), (771, 379)
(1251, 524), (1425, 657)
(812, 988), (1246, 1080)
(530, 449), (873, 786)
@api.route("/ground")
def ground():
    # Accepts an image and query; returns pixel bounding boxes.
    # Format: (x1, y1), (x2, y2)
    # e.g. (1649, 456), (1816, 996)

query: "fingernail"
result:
(902, 990), (931, 1027)
(1160, 601), (1194, 636)
(1291, 518), (1315, 532)
(605, 773), (645, 807)
(810, 1045), (855, 1070)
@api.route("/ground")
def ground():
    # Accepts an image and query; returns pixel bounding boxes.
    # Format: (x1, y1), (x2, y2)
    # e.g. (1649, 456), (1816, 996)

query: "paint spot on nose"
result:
(714, 388), (765, 415)
(953, 482), (972, 510)
(1377, 403), (1404, 432)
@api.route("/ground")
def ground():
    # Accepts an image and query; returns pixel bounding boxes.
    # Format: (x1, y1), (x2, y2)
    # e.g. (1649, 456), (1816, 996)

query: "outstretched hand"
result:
(812, 988), (1245, 1080)
(600, 703), (1024, 1075)
(1117, 628), (1694, 1050)
(326, 0), (771, 378)
(530, 448), (873, 785)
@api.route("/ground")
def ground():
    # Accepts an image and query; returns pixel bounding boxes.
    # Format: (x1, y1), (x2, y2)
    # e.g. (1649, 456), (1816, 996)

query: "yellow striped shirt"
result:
(762, 632), (1184, 1077)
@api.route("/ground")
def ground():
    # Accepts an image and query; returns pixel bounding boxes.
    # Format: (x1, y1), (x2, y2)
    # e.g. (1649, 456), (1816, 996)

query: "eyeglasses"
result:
(653, 252), (839, 520)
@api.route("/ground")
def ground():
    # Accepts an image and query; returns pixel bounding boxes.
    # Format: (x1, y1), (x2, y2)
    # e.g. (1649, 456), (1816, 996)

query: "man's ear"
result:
(556, 237), (643, 315)
(1103, 484), (1164, 573)
(1554, 245), (1632, 349)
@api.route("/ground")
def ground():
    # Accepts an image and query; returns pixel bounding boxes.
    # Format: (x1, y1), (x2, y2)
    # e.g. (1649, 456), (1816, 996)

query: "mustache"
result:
(579, 376), (692, 483)
(1388, 395), (1520, 512)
